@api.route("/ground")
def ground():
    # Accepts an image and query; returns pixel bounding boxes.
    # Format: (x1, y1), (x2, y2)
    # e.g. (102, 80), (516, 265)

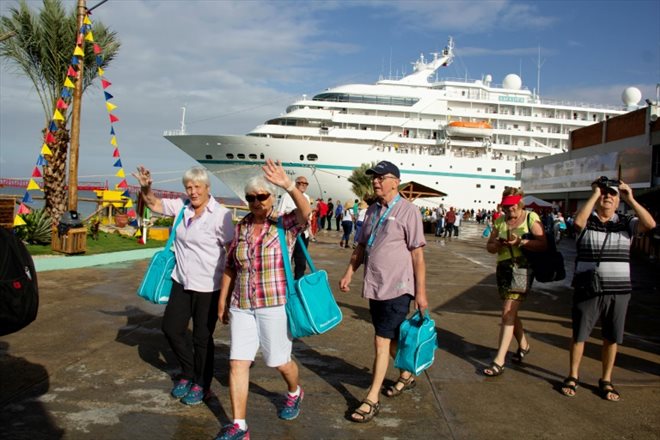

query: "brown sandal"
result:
(350, 398), (380, 423)
(386, 375), (416, 397)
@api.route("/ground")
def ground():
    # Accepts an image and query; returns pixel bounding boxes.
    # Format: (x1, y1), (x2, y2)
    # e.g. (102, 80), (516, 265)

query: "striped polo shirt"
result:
(575, 212), (639, 294)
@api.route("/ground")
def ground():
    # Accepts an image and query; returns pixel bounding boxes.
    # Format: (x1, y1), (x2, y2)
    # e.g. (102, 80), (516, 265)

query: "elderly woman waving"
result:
(216, 159), (311, 440)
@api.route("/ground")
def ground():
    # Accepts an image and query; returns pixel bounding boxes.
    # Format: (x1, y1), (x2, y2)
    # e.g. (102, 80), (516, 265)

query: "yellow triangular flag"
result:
(85, 31), (94, 42)
(41, 143), (53, 155)
(135, 229), (142, 237)
(83, 15), (92, 25)
(64, 77), (76, 88)
(105, 102), (117, 112)
(53, 109), (65, 121)
(98, 67), (104, 76)
(27, 179), (41, 191)
(124, 199), (133, 208)
(73, 46), (84, 56)
(110, 136), (117, 146)
(13, 215), (27, 227)
(115, 169), (126, 178)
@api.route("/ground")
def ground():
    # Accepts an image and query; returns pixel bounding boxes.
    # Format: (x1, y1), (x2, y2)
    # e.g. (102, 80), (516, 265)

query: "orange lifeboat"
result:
(446, 121), (493, 138)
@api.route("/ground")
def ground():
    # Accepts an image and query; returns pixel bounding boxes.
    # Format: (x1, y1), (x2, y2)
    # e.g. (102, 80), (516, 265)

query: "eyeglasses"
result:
(371, 174), (396, 182)
(245, 193), (270, 203)
(296, 181), (309, 186)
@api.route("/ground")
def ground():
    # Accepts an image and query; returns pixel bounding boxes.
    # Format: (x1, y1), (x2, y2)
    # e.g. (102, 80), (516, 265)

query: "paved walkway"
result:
(1, 223), (659, 439)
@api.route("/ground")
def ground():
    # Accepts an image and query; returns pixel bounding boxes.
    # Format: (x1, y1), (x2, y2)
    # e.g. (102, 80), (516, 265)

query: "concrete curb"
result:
(33, 247), (162, 272)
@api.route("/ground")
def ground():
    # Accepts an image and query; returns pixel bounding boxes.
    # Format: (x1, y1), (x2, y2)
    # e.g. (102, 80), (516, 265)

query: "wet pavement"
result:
(1, 222), (659, 439)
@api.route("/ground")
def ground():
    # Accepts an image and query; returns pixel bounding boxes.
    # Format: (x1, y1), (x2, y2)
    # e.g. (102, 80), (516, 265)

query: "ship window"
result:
(299, 155), (304, 161)
(260, 153), (265, 159)
(205, 154), (213, 160)
(307, 154), (318, 161)
(476, 184), (481, 188)
(477, 167), (482, 171)
(491, 168), (496, 172)
(505, 169), (510, 174)
(490, 185), (495, 189)
(237, 154), (246, 159)
(226, 154), (234, 159)
(249, 154), (257, 159)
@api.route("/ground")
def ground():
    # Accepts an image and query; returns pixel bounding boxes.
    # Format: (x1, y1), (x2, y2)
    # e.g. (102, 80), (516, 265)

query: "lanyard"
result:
(367, 194), (401, 249)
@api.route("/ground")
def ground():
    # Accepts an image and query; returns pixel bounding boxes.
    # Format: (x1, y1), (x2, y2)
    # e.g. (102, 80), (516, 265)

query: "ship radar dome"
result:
(621, 87), (642, 107)
(502, 74), (522, 90)
(484, 74), (493, 86)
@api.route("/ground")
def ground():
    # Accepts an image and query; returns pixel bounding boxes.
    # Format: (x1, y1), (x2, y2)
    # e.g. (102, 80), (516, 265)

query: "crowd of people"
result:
(133, 161), (655, 439)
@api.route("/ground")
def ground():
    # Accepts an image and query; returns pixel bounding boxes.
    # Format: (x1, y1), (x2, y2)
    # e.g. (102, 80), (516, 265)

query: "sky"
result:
(1, 0), (659, 197)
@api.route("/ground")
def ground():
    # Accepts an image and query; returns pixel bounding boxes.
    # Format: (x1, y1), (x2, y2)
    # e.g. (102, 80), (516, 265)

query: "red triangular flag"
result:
(93, 43), (101, 54)
(117, 179), (128, 188)
(45, 131), (56, 143)
(18, 203), (31, 215)
(32, 167), (42, 178)
(67, 66), (77, 77)
(109, 114), (119, 123)
(112, 148), (120, 157)
(56, 98), (69, 110)
(101, 79), (111, 89)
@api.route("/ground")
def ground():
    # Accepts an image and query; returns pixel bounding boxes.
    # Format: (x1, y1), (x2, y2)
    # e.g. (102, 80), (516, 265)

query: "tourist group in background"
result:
(132, 161), (655, 439)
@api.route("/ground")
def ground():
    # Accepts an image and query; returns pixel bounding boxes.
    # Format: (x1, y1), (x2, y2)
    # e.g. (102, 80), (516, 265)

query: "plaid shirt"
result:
(227, 211), (304, 309)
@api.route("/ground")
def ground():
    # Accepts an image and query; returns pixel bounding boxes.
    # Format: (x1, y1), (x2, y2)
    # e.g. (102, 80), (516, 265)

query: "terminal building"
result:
(519, 102), (660, 216)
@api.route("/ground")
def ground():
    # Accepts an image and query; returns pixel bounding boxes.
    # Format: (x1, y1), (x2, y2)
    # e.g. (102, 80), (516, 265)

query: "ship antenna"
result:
(180, 106), (187, 135)
(535, 44), (545, 100)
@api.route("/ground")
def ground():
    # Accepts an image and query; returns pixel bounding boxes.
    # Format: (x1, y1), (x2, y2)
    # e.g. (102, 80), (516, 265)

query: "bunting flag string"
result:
(15, 11), (134, 228)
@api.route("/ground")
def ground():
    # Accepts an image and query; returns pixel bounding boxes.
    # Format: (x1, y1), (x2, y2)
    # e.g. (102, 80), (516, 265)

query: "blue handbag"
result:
(277, 218), (342, 338)
(394, 310), (438, 376)
(136, 202), (188, 304)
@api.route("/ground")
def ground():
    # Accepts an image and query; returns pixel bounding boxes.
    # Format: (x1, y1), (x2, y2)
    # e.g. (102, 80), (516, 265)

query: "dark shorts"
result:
(572, 293), (630, 344)
(369, 294), (413, 340)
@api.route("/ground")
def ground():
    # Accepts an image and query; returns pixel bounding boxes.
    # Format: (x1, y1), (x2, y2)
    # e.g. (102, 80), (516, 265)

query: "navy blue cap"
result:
(366, 161), (400, 178)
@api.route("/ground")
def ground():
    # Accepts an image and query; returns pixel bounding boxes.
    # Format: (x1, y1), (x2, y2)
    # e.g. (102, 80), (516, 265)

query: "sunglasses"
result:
(371, 175), (396, 182)
(296, 181), (309, 186)
(245, 193), (270, 203)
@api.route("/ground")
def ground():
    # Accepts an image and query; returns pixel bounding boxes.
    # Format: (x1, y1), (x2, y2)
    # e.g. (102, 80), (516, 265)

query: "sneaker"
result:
(170, 379), (192, 399)
(180, 384), (206, 406)
(215, 423), (250, 440)
(278, 388), (304, 420)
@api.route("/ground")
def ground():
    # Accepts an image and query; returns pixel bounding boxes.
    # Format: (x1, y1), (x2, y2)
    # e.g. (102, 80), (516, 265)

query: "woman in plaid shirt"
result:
(216, 159), (311, 440)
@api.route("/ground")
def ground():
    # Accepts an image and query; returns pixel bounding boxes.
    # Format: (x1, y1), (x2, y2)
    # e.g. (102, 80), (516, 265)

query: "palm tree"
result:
(348, 162), (377, 204)
(0, 0), (120, 224)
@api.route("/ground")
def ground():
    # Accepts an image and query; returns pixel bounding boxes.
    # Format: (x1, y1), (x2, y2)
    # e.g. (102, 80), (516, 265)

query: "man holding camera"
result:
(561, 177), (655, 401)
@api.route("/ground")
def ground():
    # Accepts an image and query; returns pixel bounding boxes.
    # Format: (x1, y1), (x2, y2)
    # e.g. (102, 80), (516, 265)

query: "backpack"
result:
(522, 213), (566, 283)
(0, 228), (39, 336)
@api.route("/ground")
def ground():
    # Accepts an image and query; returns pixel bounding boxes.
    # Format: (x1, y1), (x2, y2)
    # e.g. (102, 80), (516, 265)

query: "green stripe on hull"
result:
(198, 159), (516, 181)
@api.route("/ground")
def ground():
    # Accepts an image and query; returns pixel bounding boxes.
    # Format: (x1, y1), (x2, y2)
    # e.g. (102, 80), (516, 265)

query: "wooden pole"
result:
(67, 0), (87, 211)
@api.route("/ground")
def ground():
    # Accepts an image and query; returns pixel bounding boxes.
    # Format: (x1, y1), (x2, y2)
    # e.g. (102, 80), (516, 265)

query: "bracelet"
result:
(518, 239), (526, 248)
(286, 182), (296, 192)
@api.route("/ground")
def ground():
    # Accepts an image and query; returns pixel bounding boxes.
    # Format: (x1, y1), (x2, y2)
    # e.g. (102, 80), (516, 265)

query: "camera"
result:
(594, 176), (619, 188)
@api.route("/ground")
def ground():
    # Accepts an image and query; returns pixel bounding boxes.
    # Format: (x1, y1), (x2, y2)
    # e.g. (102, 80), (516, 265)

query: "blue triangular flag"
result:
(49, 120), (57, 132)
(104, 91), (114, 100)
(22, 192), (33, 203)
(36, 155), (48, 166)
(61, 88), (71, 98)
(110, 126), (115, 135)
(113, 159), (122, 167)
(96, 55), (103, 65)
(71, 56), (78, 65)
(122, 190), (131, 198)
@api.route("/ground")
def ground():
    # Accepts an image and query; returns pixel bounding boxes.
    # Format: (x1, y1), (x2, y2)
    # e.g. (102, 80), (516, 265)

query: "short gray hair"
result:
(182, 166), (210, 187)
(244, 175), (276, 195)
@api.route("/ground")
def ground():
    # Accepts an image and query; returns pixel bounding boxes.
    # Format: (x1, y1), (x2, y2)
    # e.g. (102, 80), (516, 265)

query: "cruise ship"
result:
(165, 38), (631, 210)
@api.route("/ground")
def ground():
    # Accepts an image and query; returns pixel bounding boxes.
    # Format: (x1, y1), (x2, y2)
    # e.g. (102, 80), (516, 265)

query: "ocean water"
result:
(1, 186), (245, 221)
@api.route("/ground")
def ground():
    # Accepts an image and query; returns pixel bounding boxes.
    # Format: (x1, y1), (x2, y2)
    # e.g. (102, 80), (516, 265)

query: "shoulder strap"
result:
(296, 235), (317, 272)
(277, 217), (295, 299)
(165, 200), (189, 249)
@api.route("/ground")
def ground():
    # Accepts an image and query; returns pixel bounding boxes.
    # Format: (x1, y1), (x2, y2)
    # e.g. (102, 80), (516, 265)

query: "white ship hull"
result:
(164, 134), (518, 209)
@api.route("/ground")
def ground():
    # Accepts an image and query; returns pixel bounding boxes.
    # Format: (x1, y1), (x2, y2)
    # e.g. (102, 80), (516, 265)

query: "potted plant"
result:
(114, 207), (129, 228)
